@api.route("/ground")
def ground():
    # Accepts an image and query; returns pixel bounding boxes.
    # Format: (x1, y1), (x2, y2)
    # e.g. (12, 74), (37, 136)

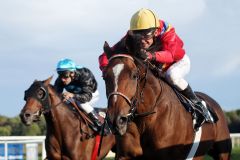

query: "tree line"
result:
(0, 109), (239, 136)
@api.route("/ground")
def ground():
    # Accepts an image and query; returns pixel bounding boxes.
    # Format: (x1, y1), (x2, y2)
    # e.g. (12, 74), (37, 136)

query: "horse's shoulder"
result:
(54, 103), (79, 120)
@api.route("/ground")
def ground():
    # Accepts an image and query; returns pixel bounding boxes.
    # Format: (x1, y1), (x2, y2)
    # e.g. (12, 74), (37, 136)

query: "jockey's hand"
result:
(138, 49), (154, 61)
(62, 92), (74, 102)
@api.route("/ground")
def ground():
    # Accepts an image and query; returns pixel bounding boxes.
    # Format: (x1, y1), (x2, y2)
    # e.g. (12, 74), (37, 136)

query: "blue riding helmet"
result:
(56, 58), (76, 72)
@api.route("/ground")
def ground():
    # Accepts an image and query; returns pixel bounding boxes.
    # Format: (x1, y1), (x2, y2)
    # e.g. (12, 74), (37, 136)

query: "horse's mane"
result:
(104, 40), (164, 81)
(104, 41), (174, 102)
(47, 83), (61, 98)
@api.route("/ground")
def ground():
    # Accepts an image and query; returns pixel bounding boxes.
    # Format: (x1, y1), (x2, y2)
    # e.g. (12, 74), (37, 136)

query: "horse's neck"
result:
(44, 86), (74, 136)
(136, 76), (186, 134)
(47, 85), (62, 107)
(144, 74), (182, 112)
(43, 105), (65, 138)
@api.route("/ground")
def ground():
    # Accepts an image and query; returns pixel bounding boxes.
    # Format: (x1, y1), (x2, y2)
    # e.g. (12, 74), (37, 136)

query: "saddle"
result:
(173, 88), (218, 120)
(174, 88), (219, 130)
(149, 65), (218, 130)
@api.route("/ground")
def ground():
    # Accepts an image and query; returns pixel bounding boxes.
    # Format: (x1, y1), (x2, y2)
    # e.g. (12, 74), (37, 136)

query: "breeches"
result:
(165, 54), (190, 91)
(76, 90), (100, 113)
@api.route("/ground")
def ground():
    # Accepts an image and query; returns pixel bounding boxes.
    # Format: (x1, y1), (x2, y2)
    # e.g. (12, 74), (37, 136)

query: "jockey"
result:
(54, 58), (102, 132)
(99, 8), (214, 127)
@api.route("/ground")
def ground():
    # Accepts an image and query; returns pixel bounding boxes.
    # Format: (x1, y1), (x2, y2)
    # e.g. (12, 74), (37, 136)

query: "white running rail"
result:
(0, 136), (46, 160)
(230, 133), (240, 148)
(0, 134), (239, 159)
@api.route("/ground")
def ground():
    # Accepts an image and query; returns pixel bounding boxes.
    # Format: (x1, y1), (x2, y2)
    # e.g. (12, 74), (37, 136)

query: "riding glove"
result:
(138, 49), (155, 61)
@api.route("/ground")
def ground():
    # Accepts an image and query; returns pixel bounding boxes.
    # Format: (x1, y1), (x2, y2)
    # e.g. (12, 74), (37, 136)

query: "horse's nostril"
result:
(119, 116), (128, 125)
(24, 113), (31, 118)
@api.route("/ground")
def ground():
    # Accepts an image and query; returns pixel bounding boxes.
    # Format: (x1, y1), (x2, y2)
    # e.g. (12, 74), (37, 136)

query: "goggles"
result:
(57, 71), (72, 79)
(130, 30), (155, 41)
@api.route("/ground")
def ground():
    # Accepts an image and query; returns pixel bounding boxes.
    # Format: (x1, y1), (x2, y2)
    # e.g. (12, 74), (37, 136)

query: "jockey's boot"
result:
(88, 110), (102, 132)
(195, 100), (214, 123)
(180, 85), (214, 124)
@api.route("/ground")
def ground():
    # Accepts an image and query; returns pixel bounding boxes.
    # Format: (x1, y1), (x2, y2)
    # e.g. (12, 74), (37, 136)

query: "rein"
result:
(68, 100), (96, 140)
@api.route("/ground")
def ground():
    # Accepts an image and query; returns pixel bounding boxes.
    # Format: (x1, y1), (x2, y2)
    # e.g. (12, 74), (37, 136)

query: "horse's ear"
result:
(103, 41), (112, 59)
(43, 76), (53, 86)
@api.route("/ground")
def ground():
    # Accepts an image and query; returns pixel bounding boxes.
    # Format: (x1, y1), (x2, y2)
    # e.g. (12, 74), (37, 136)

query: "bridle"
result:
(24, 82), (53, 115)
(106, 54), (155, 124)
(24, 81), (97, 140)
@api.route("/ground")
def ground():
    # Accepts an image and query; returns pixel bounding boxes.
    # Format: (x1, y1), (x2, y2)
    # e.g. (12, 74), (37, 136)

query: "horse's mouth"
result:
(115, 115), (128, 136)
(115, 126), (127, 136)
(20, 110), (41, 126)
(106, 113), (129, 136)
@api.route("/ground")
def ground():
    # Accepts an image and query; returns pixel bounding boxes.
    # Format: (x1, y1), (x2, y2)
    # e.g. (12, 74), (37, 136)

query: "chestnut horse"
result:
(20, 76), (115, 160)
(103, 42), (231, 160)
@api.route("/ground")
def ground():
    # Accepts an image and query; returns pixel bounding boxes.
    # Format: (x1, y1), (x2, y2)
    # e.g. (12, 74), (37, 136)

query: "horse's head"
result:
(20, 76), (52, 126)
(103, 42), (144, 135)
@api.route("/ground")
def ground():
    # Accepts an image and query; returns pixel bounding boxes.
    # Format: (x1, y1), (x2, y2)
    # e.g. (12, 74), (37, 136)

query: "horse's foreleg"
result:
(116, 123), (143, 160)
(207, 152), (231, 160)
(218, 153), (231, 160)
(45, 139), (62, 160)
(207, 138), (232, 160)
(46, 152), (62, 160)
(62, 156), (71, 160)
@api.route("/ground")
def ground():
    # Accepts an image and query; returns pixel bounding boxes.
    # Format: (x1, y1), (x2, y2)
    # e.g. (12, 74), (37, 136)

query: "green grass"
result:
(227, 146), (240, 160)
(104, 147), (240, 160)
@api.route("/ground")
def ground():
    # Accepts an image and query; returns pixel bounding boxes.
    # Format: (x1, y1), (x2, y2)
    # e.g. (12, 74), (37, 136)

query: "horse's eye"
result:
(38, 89), (45, 99)
(132, 72), (138, 80)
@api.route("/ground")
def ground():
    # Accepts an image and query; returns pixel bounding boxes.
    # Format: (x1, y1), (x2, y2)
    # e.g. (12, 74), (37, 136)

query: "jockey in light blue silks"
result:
(54, 58), (102, 132)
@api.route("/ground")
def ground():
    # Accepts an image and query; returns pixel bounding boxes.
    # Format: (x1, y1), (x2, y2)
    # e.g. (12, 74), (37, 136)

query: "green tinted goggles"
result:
(58, 71), (71, 78)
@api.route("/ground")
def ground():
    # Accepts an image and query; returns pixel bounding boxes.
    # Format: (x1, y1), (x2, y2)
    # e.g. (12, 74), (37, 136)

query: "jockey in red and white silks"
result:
(99, 8), (214, 128)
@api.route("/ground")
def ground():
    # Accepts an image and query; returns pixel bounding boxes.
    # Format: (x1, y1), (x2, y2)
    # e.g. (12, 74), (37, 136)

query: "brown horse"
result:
(103, 42), (231, 160)
(20, 76), (115, 160)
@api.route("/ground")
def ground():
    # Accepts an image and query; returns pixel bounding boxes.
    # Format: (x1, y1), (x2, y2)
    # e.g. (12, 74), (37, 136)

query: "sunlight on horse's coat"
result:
(112, 63), (124, 103)
(104, 54), (232, 159)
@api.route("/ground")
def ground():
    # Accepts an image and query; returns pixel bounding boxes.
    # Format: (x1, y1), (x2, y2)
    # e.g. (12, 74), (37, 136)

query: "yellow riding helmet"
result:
(130, 8), (160, 31)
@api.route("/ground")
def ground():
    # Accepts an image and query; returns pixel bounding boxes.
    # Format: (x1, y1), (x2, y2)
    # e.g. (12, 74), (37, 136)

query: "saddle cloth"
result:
(173, 89), (219, 124)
